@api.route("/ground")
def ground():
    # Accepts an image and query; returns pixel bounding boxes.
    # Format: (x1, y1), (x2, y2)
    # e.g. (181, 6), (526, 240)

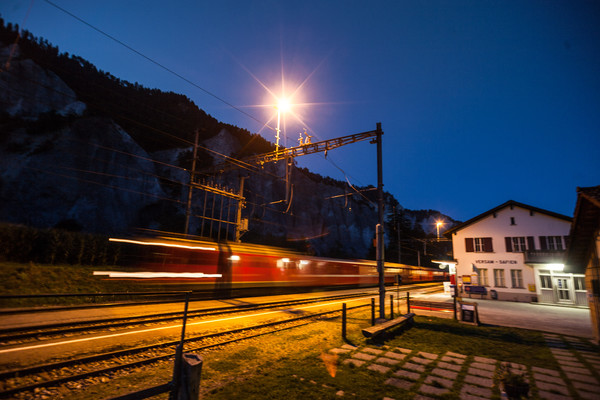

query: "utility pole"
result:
(235, 176), (246, 242)
(184, 130), (199, 235)
(374, 122), (385, 319)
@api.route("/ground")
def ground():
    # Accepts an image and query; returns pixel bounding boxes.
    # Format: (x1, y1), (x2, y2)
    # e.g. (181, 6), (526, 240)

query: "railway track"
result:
(0, 291), (377, 344)
(0, 284), (444, 398)
(0, 303), (367, 399)
(0, 284), (441, 344)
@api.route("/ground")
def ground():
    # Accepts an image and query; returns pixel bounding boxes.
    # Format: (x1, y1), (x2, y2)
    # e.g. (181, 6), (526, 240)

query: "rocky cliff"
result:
(0, 41), (457, 260)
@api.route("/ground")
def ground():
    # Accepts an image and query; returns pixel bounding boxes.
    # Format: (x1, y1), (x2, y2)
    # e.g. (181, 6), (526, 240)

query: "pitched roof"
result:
(443, 200), (572, 237)
(565, 186), (600, 273)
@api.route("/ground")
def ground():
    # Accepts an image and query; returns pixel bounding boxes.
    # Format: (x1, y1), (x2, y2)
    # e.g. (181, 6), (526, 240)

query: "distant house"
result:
(565, 186), (600, 343)
(444, 200), (586, 305)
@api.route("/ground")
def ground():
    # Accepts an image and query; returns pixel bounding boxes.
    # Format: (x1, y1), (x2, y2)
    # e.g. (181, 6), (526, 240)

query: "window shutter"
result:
(505, 237), (513, 252)
(527, 236), (535, 251)
(563, 235), (570, 249)
(540, 236), (548, 250)
(465, 238), (474, 252)
(483, 237), (493, 252)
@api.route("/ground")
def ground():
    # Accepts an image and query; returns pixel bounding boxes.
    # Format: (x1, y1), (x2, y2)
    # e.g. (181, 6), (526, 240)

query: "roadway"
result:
(410, 291), (594, 338)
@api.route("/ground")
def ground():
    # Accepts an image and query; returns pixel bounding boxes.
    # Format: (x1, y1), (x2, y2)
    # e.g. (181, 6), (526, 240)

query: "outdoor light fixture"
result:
(436, 221), (444, 240)
(547, 264), (565, 271)
(229, 255), (241, 261)
(275, 97), (291, 155)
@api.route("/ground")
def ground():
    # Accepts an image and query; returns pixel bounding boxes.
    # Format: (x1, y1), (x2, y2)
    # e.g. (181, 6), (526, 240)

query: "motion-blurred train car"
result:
(94, 236), (447, 291)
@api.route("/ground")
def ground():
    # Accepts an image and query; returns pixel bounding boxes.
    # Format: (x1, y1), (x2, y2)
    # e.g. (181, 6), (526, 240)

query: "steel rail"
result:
(0, 291), (375, 342)
(0, 284), (442, 342)
(0, 304), (368, 399)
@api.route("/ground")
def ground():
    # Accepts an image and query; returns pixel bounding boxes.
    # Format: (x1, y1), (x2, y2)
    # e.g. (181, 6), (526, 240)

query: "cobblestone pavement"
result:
(326, 333), (600, 399)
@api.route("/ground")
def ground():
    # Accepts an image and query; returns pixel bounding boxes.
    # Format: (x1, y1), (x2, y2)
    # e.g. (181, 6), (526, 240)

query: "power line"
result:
(41, 0), (274, 133)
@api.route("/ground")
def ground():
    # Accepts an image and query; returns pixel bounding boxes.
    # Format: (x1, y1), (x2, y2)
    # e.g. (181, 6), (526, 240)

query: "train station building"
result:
(444, 200), (588, 307)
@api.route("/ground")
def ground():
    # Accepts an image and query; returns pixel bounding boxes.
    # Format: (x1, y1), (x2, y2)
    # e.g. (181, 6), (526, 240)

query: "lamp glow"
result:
(436, 221), (444, 240)
(277, 98), (291, 112)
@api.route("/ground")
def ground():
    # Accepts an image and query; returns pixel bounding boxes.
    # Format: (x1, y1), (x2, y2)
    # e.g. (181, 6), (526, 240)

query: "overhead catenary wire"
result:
(4, 9), (375, 204)
(41, 0), (277, 134)
(2, 13), (394, 239)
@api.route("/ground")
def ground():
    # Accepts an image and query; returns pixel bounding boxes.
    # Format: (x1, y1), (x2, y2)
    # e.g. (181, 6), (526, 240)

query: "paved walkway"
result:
(325, 333), (599, 399)
(410, 293), (594, 338)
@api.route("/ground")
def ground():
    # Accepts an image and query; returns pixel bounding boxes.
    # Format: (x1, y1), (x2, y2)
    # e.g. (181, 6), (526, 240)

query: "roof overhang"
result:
(565, 187), (600, 274)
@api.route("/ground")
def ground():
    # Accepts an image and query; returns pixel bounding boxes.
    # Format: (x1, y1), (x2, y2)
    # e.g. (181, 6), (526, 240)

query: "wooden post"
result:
(342, 303), (347, 339)
(170, 293), (190, 400)
(180, 353), (203, 400)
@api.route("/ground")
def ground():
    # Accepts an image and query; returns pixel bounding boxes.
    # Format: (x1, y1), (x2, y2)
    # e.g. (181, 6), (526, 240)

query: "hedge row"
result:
(0, 223), (121, 266)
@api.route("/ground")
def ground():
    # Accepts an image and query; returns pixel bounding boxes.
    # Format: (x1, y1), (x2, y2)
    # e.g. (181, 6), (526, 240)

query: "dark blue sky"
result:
(3, 0), (599, 222)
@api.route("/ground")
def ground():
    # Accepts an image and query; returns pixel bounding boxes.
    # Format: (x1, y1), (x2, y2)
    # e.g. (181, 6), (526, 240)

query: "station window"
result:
(540, 236), (564, 251)
(465, 237), (494, 253)
(540, 275), (552, 289)
(478, 268), (489, 286)
(493, 269), (505, 287)
(574, 277), (586, 291)
(512, 237), (526, 252)
(510, 269), (524, 288)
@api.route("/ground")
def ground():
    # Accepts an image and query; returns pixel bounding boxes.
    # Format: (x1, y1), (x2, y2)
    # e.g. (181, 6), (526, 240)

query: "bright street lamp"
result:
(436, 221), (443, 241)
(275, 97), (291, 154)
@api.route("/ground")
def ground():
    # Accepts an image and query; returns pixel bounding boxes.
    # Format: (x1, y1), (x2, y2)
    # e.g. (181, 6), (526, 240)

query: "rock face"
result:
(0, 44), (455, 258)
(0, 117), (165, 233)
(0, 44), (86, 118)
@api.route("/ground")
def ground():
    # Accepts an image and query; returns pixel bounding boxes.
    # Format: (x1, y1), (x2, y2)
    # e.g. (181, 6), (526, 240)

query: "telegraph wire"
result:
(21, 164), (182, 205)
(41, 0), (275, 133)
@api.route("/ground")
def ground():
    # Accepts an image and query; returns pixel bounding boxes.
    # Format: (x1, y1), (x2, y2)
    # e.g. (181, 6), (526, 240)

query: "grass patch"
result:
(0, 262), (148, 307)
(54, 307), (590, 400)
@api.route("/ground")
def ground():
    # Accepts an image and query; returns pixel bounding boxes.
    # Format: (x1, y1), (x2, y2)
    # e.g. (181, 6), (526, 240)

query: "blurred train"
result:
(94, 235), (448, 292)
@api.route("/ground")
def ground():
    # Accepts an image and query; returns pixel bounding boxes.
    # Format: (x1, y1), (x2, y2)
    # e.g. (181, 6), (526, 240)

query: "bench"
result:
(464, 285), (487, 298)
(361, 312), (415, 340)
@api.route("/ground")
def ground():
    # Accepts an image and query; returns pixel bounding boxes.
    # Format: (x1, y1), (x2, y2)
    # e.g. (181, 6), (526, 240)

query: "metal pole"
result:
(184, 130), (199, 235)
(453, 281), (458, 320)
(396, 277), (400, 314)
(170, 292), (191, 400)
(390, 294), (394, 319)
(371, 298), (375, 325)
(407, 292), (410, 313)
(235, 177), (246, 242)
(342, 303), (347, 340)
(200, 190), (208, 237)
(375, 122), (385, 319)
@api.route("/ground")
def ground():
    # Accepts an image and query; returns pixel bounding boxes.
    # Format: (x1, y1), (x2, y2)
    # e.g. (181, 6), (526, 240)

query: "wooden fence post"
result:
(179, 353), (203, 400)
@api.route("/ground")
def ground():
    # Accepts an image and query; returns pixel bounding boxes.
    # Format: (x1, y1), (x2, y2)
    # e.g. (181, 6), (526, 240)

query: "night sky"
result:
(2, 0), (599, 223)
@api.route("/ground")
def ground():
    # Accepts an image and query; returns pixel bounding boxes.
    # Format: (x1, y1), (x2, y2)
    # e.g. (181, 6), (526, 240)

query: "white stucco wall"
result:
(451, 204), (571, 302)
